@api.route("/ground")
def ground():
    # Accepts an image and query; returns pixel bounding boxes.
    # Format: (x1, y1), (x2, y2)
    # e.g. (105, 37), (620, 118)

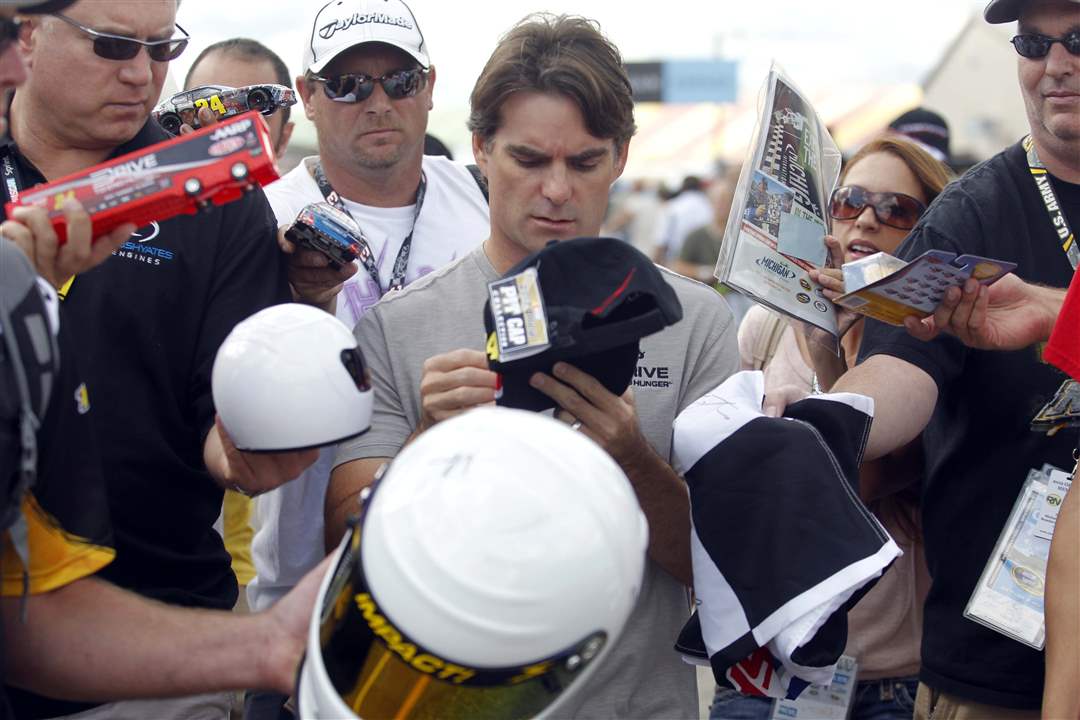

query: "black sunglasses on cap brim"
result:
(51, 12), (189, 62)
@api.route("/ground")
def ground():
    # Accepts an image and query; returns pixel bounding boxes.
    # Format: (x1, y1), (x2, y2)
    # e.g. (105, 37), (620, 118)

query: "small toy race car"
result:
(153, 83), (296, 135)
(6, 112), (279, 244)
(285, 203), (364, 270)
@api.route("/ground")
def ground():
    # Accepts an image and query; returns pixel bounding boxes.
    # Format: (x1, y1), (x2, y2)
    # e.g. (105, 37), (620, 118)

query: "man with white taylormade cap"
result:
(246, 1), (488, 716)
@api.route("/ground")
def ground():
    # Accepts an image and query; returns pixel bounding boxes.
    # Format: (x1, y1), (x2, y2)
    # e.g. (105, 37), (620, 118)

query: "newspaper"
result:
(715, 65), (842, 338)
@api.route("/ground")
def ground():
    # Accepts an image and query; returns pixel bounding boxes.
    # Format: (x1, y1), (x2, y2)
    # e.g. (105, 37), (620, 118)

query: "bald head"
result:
(183, 40), (295, 159)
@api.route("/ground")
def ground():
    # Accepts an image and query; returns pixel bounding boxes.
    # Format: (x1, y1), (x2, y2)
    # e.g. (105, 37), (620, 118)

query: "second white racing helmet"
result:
(211, 303), (373, 452)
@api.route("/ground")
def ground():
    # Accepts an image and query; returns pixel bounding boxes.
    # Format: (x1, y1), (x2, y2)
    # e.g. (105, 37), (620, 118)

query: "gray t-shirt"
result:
(337, 244), (738, 719)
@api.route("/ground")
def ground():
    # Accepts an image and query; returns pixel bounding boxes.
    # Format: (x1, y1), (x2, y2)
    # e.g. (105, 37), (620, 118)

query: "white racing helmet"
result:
(298, 406), (648, 719)
(211, 303), (372, 452)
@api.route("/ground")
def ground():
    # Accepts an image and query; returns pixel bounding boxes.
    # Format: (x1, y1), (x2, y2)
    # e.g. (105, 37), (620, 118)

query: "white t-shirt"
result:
(655, 189), (713, 260)
(248, 154), (489, 611)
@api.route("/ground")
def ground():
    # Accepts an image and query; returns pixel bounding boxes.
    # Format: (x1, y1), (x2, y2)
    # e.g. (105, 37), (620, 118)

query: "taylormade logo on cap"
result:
(318, 11), (413, 41)
(304, 0), (429, 74)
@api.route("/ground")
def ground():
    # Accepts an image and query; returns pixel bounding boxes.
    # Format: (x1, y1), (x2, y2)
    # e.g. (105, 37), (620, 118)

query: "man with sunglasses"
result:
(0, 1), (327, 718)
(798, 0), (1080, 718)
(245, 1), (488, 717)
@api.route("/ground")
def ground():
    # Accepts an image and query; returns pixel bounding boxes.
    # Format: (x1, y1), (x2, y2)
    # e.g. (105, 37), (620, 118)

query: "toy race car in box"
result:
(5, 112), (279, 244)
(153, 83), (296, 135)
(285, 202), (364, 269)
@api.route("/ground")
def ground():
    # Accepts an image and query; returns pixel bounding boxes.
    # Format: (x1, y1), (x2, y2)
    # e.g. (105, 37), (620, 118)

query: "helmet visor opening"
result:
(314, 518), (607, 720)
(340, 347), (372, 392)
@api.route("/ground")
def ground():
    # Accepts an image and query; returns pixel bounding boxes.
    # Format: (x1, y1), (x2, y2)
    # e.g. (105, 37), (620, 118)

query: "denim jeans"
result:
(710, 676), (919, 720)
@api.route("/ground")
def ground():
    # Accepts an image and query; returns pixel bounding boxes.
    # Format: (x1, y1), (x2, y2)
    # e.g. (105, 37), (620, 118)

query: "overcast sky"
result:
(169, 0), (998, 157)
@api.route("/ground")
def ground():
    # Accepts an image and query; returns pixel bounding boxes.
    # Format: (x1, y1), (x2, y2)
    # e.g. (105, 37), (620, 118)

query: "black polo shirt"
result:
(0, 242), (114, 719)
(859, 141), (1080, 709)
(0, 119), (290, 718)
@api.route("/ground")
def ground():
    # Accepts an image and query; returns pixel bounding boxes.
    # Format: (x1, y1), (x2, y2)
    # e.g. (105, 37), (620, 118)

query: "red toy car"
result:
(5, 112), (279, 244)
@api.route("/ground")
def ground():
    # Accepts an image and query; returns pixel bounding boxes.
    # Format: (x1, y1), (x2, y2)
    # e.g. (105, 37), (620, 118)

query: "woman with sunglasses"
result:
(717, 136), (953, 720)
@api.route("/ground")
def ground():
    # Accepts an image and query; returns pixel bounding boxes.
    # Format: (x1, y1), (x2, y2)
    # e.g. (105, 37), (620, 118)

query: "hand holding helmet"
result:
(207, 303), (374, 494)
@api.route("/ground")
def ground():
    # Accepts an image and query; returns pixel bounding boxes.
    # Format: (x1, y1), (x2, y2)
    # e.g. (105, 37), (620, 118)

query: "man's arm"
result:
(325, 457), (387, 551)
(2, 556), (330, 700)
(1043, 483), (1079, 720)
(531, 363), (692, 585)
(832, 354), (939, 462)
(903, 274), (1064, 350)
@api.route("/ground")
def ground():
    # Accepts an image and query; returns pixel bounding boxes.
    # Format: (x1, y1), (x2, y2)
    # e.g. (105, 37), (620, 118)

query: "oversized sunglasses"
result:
(0, 17), (25, 57)
(309, 67), (427, 103)
(52, 13), (189, 62)
(1010, 31), (1080, 59)
(829, 185), (926, 231)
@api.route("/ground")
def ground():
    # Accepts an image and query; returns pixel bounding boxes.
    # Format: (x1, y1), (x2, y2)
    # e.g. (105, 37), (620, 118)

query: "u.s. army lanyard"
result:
(310, 159), (427, 295)
(1025, 136), (1080, 435)
(1025, 135), (1077, 271)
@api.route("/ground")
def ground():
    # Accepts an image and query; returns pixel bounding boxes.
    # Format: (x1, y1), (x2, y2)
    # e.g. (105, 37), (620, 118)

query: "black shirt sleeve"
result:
(189, 187), (290, 444)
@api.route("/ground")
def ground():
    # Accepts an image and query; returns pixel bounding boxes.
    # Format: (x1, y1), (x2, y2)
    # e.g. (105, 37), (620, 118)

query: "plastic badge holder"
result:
(963, 467), (1071, 649)
(834, 250), (1017, 326)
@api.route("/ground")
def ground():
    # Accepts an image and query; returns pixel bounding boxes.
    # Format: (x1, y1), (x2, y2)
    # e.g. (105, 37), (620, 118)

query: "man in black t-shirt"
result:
(801, 0), (1080, 717)
(0, 1), (323, 717)
(1, 236), (325, 719)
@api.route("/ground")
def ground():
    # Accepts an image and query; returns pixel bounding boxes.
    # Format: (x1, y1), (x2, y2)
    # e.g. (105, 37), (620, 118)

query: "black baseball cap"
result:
(483, 237), (683, 412)
(0, 0), (77, 12)
(887, 108), (950, 164)
(984, 0), (1080, 22)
